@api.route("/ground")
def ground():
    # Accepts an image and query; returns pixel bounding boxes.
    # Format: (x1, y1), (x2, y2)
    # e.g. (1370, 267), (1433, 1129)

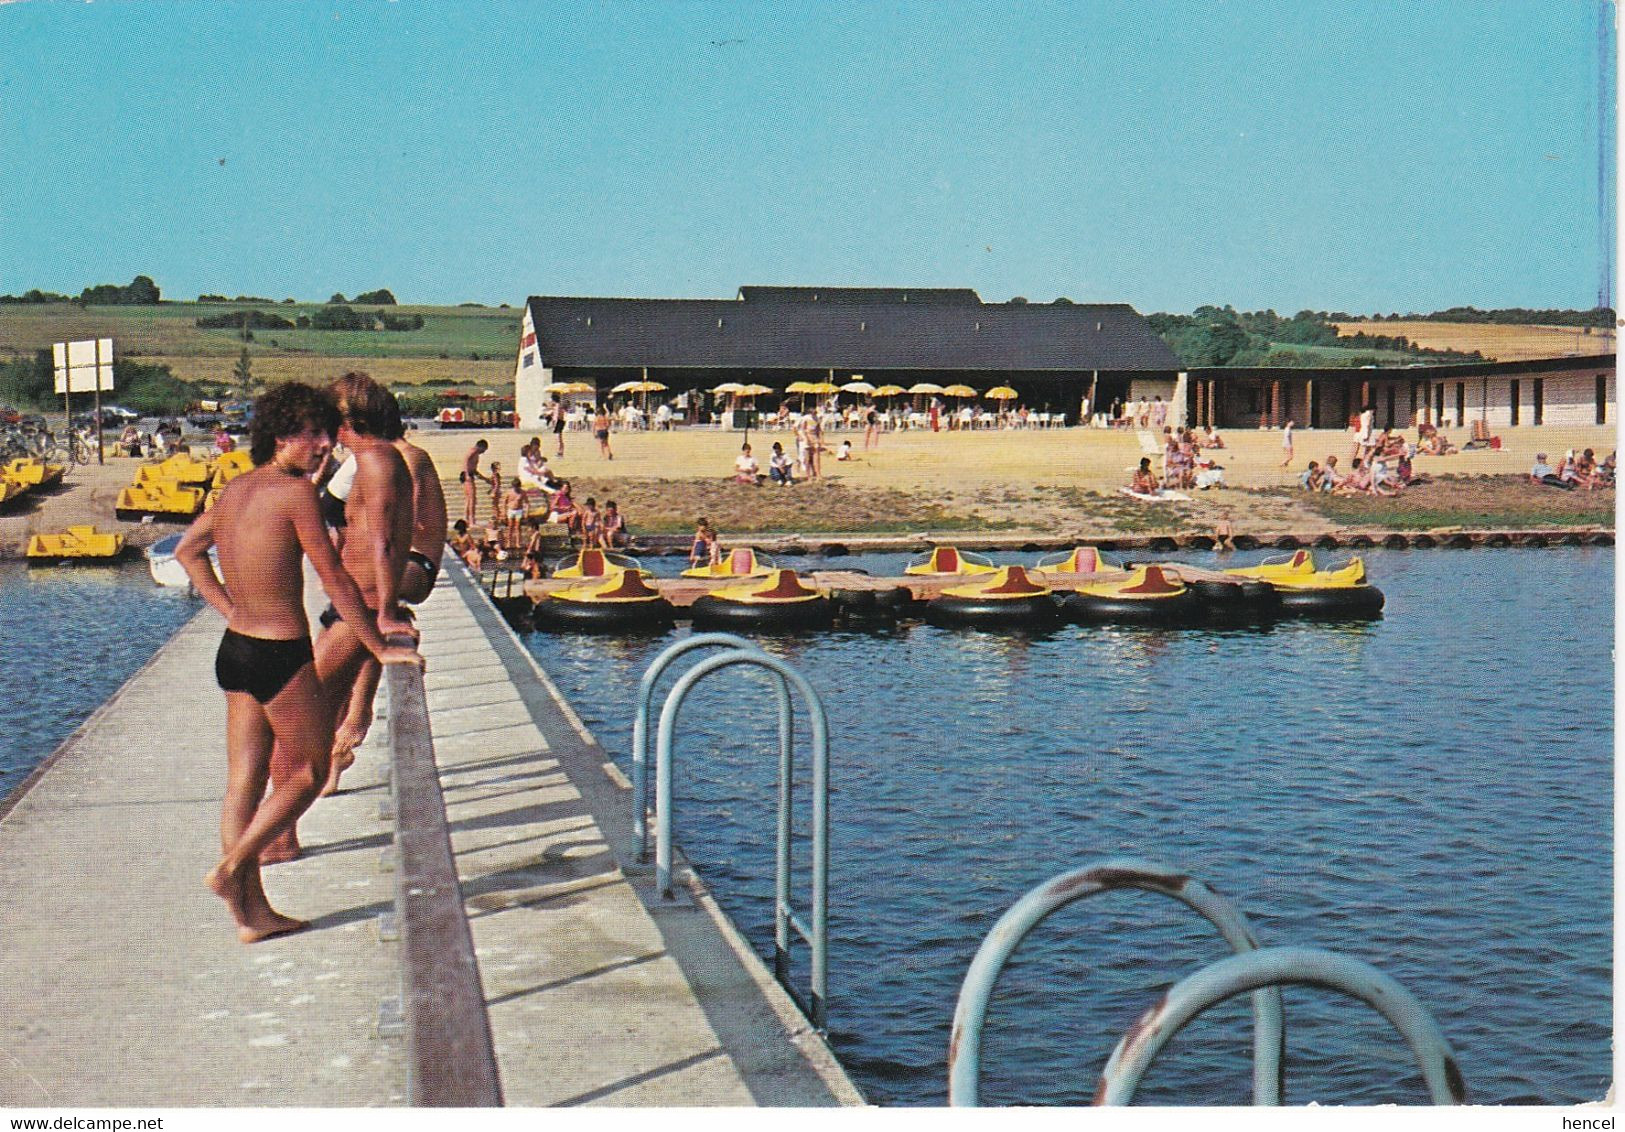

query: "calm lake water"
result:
(2, 548), (1610, 1105)
(0, 561), (199, 800)
(523, 547), (1613, 1106)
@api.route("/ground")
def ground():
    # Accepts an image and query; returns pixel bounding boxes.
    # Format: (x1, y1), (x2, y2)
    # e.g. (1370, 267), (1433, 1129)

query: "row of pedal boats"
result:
(530, 545), (1385, 632)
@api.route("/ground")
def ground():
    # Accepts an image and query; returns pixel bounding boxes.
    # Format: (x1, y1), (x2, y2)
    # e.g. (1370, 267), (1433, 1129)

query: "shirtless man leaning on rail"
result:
(259, 372), (418, 861)
(176, 382), (421, 943)
(327, 393), (449, 769)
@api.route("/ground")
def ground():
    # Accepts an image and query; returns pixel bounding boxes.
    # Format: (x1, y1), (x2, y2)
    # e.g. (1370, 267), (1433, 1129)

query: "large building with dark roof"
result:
(512, 286), (1182, 427)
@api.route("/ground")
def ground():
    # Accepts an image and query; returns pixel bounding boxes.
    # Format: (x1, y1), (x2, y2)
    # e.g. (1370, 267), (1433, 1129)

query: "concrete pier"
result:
(0, 557), (861, 1107)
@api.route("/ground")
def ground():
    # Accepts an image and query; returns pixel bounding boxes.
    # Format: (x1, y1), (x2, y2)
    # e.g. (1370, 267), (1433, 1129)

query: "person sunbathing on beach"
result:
(176, 381), (420, 943)
(1130, 458), (1157, 495)
(1335, 458), (1373, 495)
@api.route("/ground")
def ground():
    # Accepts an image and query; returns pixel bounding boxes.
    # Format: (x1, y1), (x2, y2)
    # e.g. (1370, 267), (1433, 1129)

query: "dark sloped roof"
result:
(525, 294), (1181, 371)
(737, 285), (981, 305)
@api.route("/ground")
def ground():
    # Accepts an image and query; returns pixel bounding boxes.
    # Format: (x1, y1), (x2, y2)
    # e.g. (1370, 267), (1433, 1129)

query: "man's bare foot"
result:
(238, 908), (309, 943)
(205, 860), (247, 924)
(258, 834), (301, 866)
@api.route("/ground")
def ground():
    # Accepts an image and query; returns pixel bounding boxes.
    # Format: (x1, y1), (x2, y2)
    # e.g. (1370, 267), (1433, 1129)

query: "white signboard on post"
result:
(53, 338), (115, 394)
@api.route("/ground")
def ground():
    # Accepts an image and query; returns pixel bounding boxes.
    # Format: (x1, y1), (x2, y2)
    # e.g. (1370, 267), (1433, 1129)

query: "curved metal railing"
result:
(948, 858), (1464, 1106)
(635, 637), (831, 1029)
(1097, 946), (1466, 1105)
(947, 857), (1282, 1105)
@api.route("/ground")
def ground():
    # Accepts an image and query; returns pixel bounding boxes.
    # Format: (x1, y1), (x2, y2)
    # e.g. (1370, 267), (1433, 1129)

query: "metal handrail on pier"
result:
(634, 636), (832, 1030)
(385, 636), (504, 1106)
(948, 857), (1464, 1106)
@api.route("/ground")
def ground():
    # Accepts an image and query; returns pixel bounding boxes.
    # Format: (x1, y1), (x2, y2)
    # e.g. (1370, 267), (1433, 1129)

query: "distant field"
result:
(1332, 320), (1615, 361)
(0, 300), (522, 388)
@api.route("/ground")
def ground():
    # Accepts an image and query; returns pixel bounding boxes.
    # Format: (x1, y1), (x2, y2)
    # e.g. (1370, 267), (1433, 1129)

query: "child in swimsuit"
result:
(579, 497), (602, 549)
(689, 518), (719, 567)
(502, 477), (528, 549)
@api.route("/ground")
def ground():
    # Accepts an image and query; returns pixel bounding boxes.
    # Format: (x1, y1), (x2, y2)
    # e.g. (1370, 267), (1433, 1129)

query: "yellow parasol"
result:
(907, 382), (945, 394)
(737, 383), (774, 397)
(544, 380), (595, 395)
(984, 386), (1019, 400)
(873, 384), (906, 397)
(711, 382), (746, 395)
(943, 384), (978, 398)
(840, 380), (876, 394)
(785, 381), (817, 393)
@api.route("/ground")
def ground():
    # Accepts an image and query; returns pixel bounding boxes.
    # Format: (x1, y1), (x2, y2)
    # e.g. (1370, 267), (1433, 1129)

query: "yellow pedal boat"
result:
(116, 479), (206, 520)
(135, 453), (212, 486)
(26, 524), (126, 564)
(212, 449), (254, 485)
(553, 548), (644, 578)
(1226, 551), (1384, 617)
(3, 458), (65, 491)
(681, 546), (775, 579)
(904, 546), (999, 576)
(533, 567), (675, 632)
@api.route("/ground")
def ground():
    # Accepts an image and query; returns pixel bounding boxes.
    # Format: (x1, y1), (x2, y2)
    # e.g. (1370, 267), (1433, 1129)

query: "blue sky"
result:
(0, 0), (1613, 314)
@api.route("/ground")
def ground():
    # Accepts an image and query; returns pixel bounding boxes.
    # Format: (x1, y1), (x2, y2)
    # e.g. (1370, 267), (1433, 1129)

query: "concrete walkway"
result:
(0, 556), (860, 1107)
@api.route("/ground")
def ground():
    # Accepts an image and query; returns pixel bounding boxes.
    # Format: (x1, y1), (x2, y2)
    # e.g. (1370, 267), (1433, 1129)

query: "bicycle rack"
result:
(629, 633), (764, 862)
(948, 858), (1465, 1105)
(642, 640), (831, 1030)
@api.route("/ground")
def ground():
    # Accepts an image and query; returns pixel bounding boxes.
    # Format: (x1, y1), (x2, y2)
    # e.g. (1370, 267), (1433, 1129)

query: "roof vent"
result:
(717, 318), (724, 329)
(860, 321), (866, 331)
(975, 321), (981, 331)
(586, 316), (592, 327)
(1096, 321), (1102, 332)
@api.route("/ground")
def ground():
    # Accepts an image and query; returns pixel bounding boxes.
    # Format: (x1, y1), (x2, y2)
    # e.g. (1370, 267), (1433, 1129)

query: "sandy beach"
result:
(2, 418), (1614, 559)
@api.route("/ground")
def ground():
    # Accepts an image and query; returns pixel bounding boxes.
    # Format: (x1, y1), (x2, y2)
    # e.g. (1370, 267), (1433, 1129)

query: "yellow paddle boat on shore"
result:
(116, 479), (206, 521)
(26, 525), (126, 565)
(3, 458), (64, 491)
(135, 453), (211, 487)
(904, 546), (998, 576)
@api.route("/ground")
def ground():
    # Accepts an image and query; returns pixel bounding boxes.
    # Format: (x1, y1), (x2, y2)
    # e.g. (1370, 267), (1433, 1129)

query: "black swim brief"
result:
(318, 488), (348, 528)
(406, 550), (441, 598)
(215, 630), (313, 704)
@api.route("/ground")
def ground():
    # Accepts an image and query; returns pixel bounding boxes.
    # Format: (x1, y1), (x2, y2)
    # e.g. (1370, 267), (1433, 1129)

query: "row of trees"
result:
(0, 276), (160, 306)
(330, 289), (396, 305)
(1147, 306), (1488, 368)
(194, 306), (425, 333)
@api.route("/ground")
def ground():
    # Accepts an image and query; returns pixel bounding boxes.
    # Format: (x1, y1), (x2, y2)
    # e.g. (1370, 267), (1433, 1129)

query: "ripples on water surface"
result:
(0, 561), (199, 799)
(525, 547), (1613, 1106)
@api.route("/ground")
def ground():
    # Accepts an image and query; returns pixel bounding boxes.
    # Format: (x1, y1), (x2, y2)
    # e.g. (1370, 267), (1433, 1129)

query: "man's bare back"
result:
(398, 437), (448, 559)
(339, 438), (414, 624)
